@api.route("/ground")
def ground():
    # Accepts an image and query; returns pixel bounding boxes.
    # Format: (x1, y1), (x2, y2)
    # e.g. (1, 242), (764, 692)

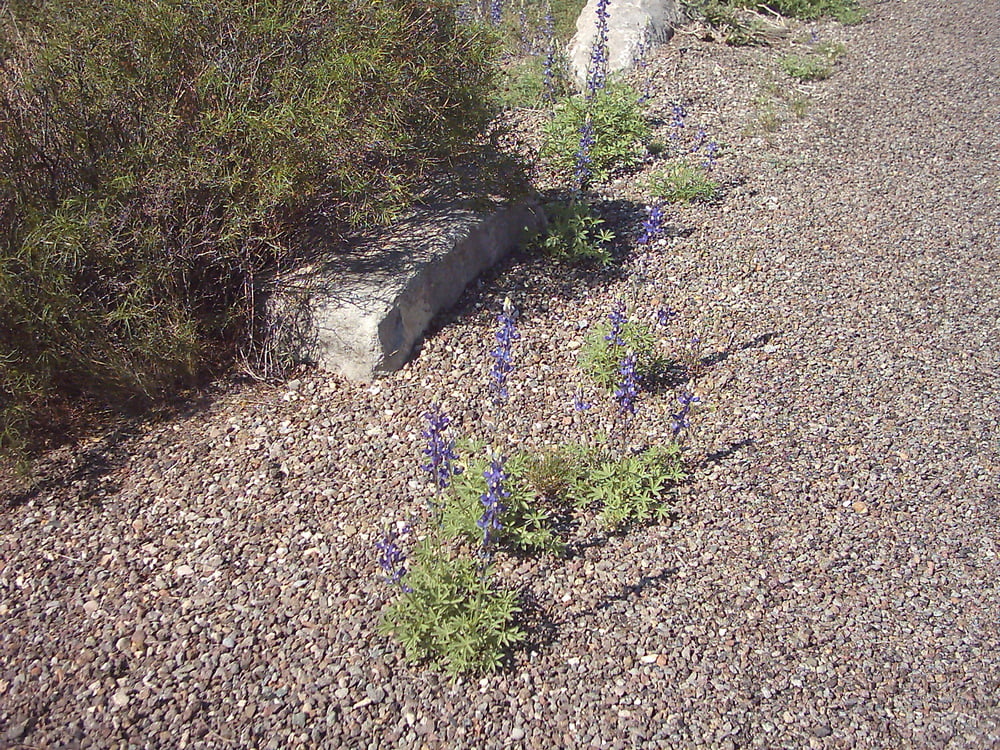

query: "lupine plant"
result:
(376, 524), (412, 593)
(489, 298), (520, 404)
(584, 0), (612, 98)
(671, 390), (701, 440)
(421, 404), (463, 507)
(478, 456), (510, 553)
(637, 203), (666, 246)
(581, 303), (667, 388)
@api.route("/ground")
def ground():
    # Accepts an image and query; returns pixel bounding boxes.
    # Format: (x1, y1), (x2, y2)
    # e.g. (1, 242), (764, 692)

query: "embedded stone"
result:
(568, 0), (686, 91)
(266, 198), (543, 381)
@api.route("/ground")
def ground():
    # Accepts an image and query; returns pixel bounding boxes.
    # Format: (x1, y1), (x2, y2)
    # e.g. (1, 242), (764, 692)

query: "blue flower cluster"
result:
(671, 390), (701, 437)
(574, 120), (595, 191)
(656, 306), (677, 328)
(422, 404), (462, 492)
(376, 525), (412, 593)
(703, 141), (719, 171)
(614, 352), (640, 418)
(489, 0), (503, 25)
(670, 102), (687, 137)
(605, 301), (627, 347)
(478, 457), (509, 550)
(542, 10), (557, 102)
(585, 0), (612, 97)
(489, 299), (520, 403)
(637, 203), (665, 246)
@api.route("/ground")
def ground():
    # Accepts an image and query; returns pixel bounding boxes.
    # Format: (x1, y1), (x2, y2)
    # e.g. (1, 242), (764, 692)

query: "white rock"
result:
(568, 0), (686, 91)
(267, 198), (543, 381)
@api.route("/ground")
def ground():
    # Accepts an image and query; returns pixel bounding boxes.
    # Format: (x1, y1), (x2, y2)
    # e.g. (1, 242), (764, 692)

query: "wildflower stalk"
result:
(489, 298), (520, 406)
(421, 404), (462, 517)
(478, 455), (509, 561)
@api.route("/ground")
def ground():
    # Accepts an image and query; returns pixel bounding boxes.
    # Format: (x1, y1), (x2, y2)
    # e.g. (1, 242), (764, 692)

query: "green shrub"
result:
(575, 445), (685, 530)
(444, 450), (562, 554)
(692, 1), (770, 46)
(0, 0), (503, 459)
(541, 82), (650, 185)
(646, 163), (719, 203)
(781, 55), (833, 81)
(580, 319), (670, 389)
(378, 539), (524, 676)
(524, 447), (588, 501)
(730, 0), (864, 24)
(533, 200), (615, 265)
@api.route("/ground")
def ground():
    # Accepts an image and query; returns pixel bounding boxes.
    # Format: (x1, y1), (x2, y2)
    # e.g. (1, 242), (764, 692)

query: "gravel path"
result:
(3, 0), (999, 747)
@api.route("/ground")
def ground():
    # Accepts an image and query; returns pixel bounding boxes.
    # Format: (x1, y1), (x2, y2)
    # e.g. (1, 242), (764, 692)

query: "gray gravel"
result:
(3, 0), (999, 747)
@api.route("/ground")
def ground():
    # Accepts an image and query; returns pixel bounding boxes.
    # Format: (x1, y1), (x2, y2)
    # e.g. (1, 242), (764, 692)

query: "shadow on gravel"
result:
(593, 567), (678, 612)
(1, 387), (224, 512)
(2, 425), (136, 511)
(419, 196), (703, 340)
(701, 438), (755, 467)
(699, 330), (779, 369)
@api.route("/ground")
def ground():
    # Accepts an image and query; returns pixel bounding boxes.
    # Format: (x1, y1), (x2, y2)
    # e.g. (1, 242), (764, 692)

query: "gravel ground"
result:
(3, 0), (999, 747)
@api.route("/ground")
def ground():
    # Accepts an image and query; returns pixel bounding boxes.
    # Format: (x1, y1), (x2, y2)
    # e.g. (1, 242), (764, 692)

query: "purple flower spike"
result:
(573, 390), (593, 412)
(489, 299), (520, 404)
(614, 352), (640, 418)
(637, 203), (665, 246)
(376, 524), (413, 593)
(585, 0), (612, 97)
(670, 102), (687, 138)
(478, 457), (510, 550)
(605, 301), (627, 347)
(422, 404), (462, 492)
(703, 141), (719, 171)
(656, 307), (678, 327)
(671, 391), (701, 437)
(574, 120), (595, 191)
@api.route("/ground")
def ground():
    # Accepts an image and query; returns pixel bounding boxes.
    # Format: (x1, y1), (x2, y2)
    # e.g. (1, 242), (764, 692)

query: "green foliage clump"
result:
(542, 83), (650, 184)
(378, 540), (524, 676)
(524, 447), (588, 500)
(576, 445), (686, 530)
(738, 0), (865, 24)
(0, 0), (503, 459)
(444, 450), (562, 554)
(693, 1), (770, 46)
(580, 320), (669, 389)
(781, 55), (832, 81)
(781, 41), (844, 81)
(533, 200), (615, 265)
(646, 163), (719, 203)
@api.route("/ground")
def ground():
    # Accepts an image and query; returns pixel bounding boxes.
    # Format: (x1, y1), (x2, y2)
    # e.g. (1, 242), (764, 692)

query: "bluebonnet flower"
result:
(542, 10), (558, 102)
(703, 141), (719, 171)
(671, 390), (701, 437)
(489, 0), (503, 25)
(489, 298), (520, 404)
(637, 203), (665, 246)
(376, 524), (412, 593)
(614, 352), (640, 418)
(605, 301), (627, 347)
(422, 404), (462, 492)
(573, 389), (593, 412)
(656, 306), (677, 328)
(585, 0), (612, 97)
(690, 127), (707, 153)
(478, 457), (509, 550)
(670, 102), (687, 138)
(574, 120), (595, 191)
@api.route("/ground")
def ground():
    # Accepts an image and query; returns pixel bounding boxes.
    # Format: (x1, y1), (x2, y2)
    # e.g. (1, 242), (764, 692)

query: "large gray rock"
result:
(265, 200), (543, 381)
(568, 0), (686, 91)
